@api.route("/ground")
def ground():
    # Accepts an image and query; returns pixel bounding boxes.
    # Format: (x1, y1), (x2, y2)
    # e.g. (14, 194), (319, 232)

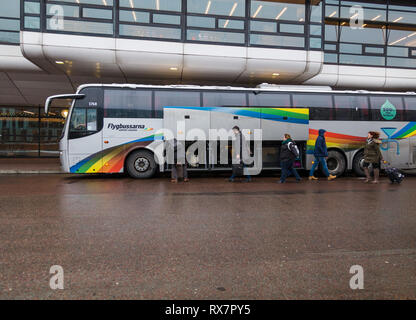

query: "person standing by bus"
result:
(168, 138), (189, 183)
(309, 129), (337, 181)
(363, 131), (383, 184)
(229, 126), (252, 183)
(278, 133), (301, 184)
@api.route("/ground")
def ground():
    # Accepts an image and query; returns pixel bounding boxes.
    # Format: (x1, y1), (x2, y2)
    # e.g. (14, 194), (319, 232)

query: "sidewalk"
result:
(0, 158), (62, 174)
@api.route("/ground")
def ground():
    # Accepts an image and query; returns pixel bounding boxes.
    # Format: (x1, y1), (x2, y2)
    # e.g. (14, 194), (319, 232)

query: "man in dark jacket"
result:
(309, 129), (336, 181)
(278, 134), (301, 184)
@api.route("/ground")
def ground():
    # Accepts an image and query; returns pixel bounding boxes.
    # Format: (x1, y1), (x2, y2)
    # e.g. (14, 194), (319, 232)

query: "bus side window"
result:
(292, 93), (334, 120)
(87, 109), (97, 131)
(70, 108), (86, 131)
(69, 108), (98, 138)
(334, 95), (370, 121)
(404, 97), (416, 121)
(369, 96), (405, 121)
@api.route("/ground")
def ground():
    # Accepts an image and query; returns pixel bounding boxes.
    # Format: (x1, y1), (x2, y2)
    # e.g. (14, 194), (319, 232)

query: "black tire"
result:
(325, 150), (347, 176)
(352, 150), (366, 177)
(125, 149), (157, 179)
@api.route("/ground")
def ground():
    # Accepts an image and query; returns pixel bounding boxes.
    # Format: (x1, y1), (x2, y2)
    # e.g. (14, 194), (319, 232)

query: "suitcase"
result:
(385, 166), (404, 184)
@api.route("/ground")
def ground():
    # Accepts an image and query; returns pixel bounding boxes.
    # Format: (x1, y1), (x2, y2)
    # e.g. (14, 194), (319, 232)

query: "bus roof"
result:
(76, 83), (416, 96)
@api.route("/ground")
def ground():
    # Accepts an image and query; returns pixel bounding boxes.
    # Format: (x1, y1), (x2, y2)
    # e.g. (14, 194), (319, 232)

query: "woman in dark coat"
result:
(363, 131), (383, 184)
(278, 133), (301, 184)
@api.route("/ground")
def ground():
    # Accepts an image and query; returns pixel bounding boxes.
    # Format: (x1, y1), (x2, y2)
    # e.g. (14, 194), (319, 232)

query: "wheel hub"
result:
(134, 157), (150, 172)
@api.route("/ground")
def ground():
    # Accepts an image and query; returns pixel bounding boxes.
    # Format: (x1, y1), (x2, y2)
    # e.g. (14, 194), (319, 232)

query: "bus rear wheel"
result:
(353, 150), (366, 177)
(325, 150), (346, 176)
(126, 149), (157, 179)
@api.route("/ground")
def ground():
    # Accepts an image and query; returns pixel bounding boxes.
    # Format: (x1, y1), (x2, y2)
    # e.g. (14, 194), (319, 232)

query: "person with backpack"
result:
(309, 129), (337, 181)
(229, 126), (252, 183)
(278, 133), (301, 184)
(363, 131), (383, 184)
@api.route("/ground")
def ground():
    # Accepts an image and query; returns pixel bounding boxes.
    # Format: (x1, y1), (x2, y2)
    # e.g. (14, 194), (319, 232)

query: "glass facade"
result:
(0, 106), (65, 157)
(324, 0), (416, 68)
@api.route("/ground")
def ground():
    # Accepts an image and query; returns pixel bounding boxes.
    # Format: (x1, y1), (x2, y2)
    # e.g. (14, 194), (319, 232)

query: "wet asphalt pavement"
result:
(0, 172), (415, 299)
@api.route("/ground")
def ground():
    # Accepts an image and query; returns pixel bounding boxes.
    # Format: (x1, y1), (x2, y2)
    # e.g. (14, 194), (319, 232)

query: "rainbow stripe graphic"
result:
(165, 107), (309, 125)
(70, 133), (163, 173)
(391, 122), (416, 139)
(307, 129), (366, 154)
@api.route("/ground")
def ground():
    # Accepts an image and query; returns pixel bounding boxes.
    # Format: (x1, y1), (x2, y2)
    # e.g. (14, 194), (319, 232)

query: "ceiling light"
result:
(156, 0), (160, 10)
(275, 7), (287, 20)
(229, 3), (238, 17)
(272, 73), (280, 76)
(61, 110), (69, 118)
(252, 5), (263, 18)
(393, 17), (403, 23)
(205, 1), (211, 15)
(169, 67), (178, 71)
(55, 61), (64, 64)
(371, 15), (381, 21)
(328, 11), (337, 18)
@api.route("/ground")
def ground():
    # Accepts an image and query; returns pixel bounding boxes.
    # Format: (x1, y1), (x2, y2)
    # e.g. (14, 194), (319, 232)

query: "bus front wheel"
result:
(325, 150), (346, 176)
(125, 149), (157, 179)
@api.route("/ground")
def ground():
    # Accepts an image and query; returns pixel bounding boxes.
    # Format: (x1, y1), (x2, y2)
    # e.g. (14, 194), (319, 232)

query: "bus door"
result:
(260, 108), (309, 168)
(210, 107), (261, 168)
(67, 88), (104, 174)
(163, 106), (210, 168)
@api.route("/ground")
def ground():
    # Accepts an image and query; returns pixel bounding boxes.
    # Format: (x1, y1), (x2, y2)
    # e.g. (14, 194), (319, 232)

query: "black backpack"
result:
(288, 141), (300, 159)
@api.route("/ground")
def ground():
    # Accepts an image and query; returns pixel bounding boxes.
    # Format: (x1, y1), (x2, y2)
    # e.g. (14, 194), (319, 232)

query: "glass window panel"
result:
(388, 10), (416, 25)
(370, 96), (404, 121)
(153, 14), (181, 25)
(333, 94), (370, 120)
(387, 57), (416, 69)
(340, 43), (362, 54)
(69, 108), (86, 131)
(310, 37), (321, 49)
(203, 92), (246, 107)
(325, 44), (336, 51)
(48, 0), (113, 5)
(340, 25), (385, 45)
(389, 2), (416, 12)
(250, 0), (305, 21)
(404, 97), (416, 121)
(0, 30), (20, 43)
(83, 8), (112, 19)
(387, 46), (408, 57)
(325, 24), (337, 41)
(325, 5), (338, 18)
(340, 54), (385, 66)
(341, 1), (386, 9)
(365, 46), (384, 54)
(218, 19), (244, 30)
(250, 34), (305, 47)
(25, 16), (40, 29)
(104, 89), (152, 118)
(120, 24), (181, 39)
(120, 0), (180, 12)
(0, 0), (20, 18)
(188, 0), (245, 17)
(47, 4), (80, 18)
(248, 93), (291, 107)
(292, 93), (333, 120)
(280, 23), (304, 34)
(119, 10), (149, 23)
(47, 18), (113, 34)
(187, 16), (215, 28)
(388, 30), (416, 47)
(340, 7), (386, 22)
(187, 30), (244, 44)
(86, 109), (97, 131)
(24, 2), (40, 14)
(310, 0), (322, 23)
(310, 24), (321, 36)
(251, 21), (277, 33)
(155, 90), (200, 118)
(0, 18), (20, 31)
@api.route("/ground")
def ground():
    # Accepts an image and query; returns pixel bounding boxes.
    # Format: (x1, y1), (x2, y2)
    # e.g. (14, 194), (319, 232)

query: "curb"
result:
(0, 170), (63, 174)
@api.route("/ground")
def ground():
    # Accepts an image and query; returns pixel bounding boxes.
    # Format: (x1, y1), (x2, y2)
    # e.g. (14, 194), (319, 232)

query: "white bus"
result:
(45, 84), (416, 178)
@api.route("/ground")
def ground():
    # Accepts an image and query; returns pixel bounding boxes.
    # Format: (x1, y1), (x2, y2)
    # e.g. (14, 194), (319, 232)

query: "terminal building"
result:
(0, 0), (416, 156)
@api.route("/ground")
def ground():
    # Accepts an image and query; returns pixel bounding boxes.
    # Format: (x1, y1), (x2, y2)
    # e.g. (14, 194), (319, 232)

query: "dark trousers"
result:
(280, 160), (301, 182)
(171, 164), (188, 180)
